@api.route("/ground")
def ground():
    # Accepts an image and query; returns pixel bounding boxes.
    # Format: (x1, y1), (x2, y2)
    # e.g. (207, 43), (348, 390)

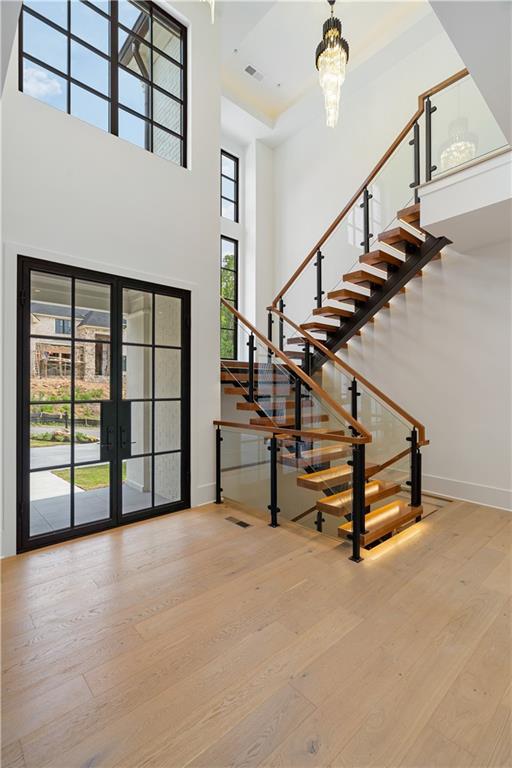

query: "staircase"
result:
(215, 69), (479, 560)
(282, 203), (449, 363)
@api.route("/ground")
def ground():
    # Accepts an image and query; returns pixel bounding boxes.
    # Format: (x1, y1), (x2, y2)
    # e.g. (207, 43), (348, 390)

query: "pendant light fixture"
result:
(439, 117), (478, 172)
(315, 0), (349, 128)
(203, 0), (215, 24)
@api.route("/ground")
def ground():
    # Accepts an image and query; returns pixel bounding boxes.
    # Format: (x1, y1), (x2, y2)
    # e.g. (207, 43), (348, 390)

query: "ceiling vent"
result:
(244, 64), (264, 82)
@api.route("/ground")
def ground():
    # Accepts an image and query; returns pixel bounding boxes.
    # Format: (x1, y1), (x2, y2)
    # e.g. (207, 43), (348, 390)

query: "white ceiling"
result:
(217, 1), (432, 124)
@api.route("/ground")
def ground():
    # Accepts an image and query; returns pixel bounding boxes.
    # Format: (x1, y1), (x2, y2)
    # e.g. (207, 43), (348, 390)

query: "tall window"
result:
(220, 237), (238, 360)
(19, 1), (187, 166)
(221, 150), (239, 221)
(55, 319), (72, 334)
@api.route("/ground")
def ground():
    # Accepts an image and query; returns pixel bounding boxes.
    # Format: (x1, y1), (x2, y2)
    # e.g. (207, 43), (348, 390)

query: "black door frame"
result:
(17, 255), (191, 553)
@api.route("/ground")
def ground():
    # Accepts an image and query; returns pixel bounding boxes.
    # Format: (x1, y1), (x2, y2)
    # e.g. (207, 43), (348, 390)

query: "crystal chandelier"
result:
(315, 0), (349, 128)
(203, 0), (215, 24)
(439, 117), (477, 172)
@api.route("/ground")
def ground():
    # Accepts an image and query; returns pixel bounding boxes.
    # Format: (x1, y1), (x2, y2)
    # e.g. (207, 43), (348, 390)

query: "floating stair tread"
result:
(252, 414), (329, 427)
(360, 250), (403, 268)
(221, 373), (289, 383)
(327, 288), (370, 303)
(285, 350), (305, 359)
(338, 500), (423, 546)
(301, 322), (339, 333)
(287, 336), (307, 346)
(312, 306), (354, 318)
(396, 203), (420, 224)
(342, 270), (386, 287)
(237, 399), (312, 412)
(280, 443), (352, 467)
(378, 226), (422, 247)
(296, 462), (378, 490)
(316, 480), (401, 516)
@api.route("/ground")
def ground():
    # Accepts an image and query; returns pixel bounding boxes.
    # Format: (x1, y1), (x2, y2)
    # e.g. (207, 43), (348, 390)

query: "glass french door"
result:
(17, 256), (190, 552)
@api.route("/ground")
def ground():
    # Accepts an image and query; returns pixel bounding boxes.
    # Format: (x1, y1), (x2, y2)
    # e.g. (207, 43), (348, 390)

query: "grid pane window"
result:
(221, 150), (239, 222)
(220, 237), (238, 360)
(19, 1), (187, 167)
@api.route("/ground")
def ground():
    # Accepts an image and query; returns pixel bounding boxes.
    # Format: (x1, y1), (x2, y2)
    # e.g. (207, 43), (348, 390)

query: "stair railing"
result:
(217, 299), (372, 561)
(268, 306), (425, 517)
(271, 69), (469, 311)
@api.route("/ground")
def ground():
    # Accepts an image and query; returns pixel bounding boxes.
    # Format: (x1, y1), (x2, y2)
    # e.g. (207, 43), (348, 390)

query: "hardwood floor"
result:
(1, 499), (510, 768)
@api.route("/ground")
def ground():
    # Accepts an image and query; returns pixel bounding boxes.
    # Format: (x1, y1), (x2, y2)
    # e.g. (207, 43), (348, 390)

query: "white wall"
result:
(1, 1), (221, 556)
(271, 18), (512, 508)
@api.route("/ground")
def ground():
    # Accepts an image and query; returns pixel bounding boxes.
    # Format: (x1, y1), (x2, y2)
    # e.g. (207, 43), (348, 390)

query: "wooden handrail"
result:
(213, 420), (358, 444)
(271, 68), (469, 306)
(220, 299), (371, 442)
(268, 307), (428, 444)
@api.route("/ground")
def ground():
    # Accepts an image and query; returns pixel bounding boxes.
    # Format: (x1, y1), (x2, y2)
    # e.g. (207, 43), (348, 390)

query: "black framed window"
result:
(220, 236), (238, 360)
(221, 150), (239, 222)
(19, 1), (188, 166)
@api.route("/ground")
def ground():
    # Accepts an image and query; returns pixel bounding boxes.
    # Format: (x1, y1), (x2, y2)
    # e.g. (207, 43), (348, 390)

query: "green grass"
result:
(53, 464), (126, 491)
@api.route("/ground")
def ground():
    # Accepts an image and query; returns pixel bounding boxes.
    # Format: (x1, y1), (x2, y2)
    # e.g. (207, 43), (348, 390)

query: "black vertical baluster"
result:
(409, 427), (422, 515)
(268, 435), (280, 527)
(359, 187), (373, 254)
(247, 333), (255, 402)
(349, 441), (364, 562)
(314, 249), (324, 308)
(278, 298), (285, 351)
(303, 341), (311, 377)
(348, 377), (360, 436)
(409, 121), (420, 203)
(294, 377), (302, 459)
(215, 426), (223, 504)
(425, 96), (437, 182)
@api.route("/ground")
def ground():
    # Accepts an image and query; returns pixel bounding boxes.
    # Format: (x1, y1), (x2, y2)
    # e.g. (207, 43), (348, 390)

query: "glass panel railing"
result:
(430, 76), (508, 177)
(220, 427), (270, 516)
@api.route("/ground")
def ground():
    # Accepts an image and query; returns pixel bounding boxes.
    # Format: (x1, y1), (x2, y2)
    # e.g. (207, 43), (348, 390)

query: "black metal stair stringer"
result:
(311, 233), (451, 370)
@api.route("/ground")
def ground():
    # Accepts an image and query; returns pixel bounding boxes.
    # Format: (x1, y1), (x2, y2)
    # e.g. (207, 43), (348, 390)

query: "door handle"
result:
(120, 426), (128, 449)
(101, 425), (114, 450)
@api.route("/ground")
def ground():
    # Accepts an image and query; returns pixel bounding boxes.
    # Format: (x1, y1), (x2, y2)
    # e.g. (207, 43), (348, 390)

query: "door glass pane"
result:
(154, 452), (180, 504)
(75, 280), (111, 340)
(155, 294), (181, 346)
(154, 401), (180, 452)
(123, 289), (152, 343)
(131, 401), (152, 455)
(30, 468), (71, 536)
(31, 271), (72, 336)
(73, 463), (111, 525)
(74, 403), (101, 464)
(155, 348), (180, 397)
(30, 404), (71, 469)
(75, 342), (110, 400)
(31, 338), (72, 401)
(122, 456), (152, 513)
(123, 345), (152, 399)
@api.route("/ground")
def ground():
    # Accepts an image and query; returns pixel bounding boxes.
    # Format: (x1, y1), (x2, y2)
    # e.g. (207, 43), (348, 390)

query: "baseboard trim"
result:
(192, 482), (216, 507)
(423, 473), (512, 511)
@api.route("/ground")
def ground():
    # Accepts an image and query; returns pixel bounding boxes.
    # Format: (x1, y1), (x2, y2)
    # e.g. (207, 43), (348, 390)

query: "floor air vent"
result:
(225, 516), (252, 528)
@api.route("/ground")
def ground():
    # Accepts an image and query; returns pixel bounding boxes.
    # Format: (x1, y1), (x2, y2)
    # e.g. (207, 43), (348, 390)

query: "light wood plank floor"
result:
(1, 499), (511, 768)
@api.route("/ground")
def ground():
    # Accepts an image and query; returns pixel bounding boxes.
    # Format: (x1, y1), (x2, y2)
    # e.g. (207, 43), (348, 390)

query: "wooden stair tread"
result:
(237, 400), (312, 412)
(252, 414), (329, 427)
(316, 480), (401, 516)
(312, 306), (354, 318)
(221, 373), (289, 383)
(342, 270), (386, 287)
(338, 500), (423, 546)
(285, 350), (305, 359)
(360, 250), (403, 268)
(280, 443), (351, 466)
(378, 226), (421, 247)
(296, 462), (378, 490)
(301, 322), (338, 333)
(396, 203), (420, 224)
(286, 336), (307, 346)
(327, 288), (370, 303)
